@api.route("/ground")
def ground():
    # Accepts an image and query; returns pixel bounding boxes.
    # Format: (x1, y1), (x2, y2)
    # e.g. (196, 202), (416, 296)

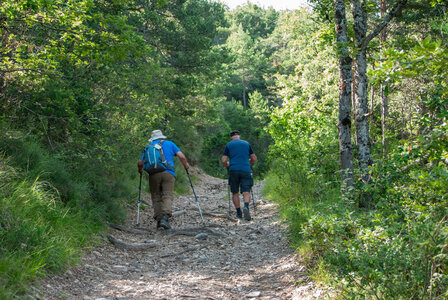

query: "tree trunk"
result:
(349, 0), (407, 208)
(242, 88), (247, 108)
(380, 0), (388, 158)
(381, 83), (388, 157)
(333, 0), (407, 200)
(353, 50), (372, 183)
(242, 75), (247, 109)
(334, 0), (354, 190)
(352, 0), (372, 184)
(370, 84), (375, 127)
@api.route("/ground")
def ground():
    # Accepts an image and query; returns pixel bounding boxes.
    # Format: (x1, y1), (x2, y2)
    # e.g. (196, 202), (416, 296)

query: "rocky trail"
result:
(38, 170), (327, 299)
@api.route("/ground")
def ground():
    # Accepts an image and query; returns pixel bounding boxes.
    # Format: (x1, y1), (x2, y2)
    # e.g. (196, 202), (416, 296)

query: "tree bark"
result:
(370, 84), (375, 127)
(334, 0), (354, 189)
(352, 0), (372, 184)
(242, 74), (247, 108)
(381, 83), (388, 157)
(351, 0), (407, 185)
(380, 0), (388, 158)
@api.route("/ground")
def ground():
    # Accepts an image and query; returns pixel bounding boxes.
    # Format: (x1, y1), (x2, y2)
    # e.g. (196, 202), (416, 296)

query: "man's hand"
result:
(138, 160), (143, 174)
(221, 155), (229, 169)
(249, 153), (257, 164)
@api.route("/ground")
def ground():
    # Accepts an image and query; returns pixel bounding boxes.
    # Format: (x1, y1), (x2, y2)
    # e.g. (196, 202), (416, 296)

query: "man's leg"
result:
(160, 172), (175, 219)
(149, 173), (163, 222)
(232, 193), (240, 208)
(229, 171), (243, 218)
(241, 172), (253, 221)
(242, 191), (250, 204)
(242, 192), (251, 221)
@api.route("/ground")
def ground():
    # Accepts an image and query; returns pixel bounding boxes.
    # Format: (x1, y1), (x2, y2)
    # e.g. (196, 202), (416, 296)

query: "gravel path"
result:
(37, 170), (327, 299)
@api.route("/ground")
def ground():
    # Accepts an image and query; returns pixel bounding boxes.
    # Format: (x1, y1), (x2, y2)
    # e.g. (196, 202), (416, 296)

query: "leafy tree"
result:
(229, 2), (279, 40)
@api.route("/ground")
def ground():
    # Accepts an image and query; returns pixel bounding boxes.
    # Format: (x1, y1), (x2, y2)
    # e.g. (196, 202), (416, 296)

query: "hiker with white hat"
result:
(138, 130), (190, 229)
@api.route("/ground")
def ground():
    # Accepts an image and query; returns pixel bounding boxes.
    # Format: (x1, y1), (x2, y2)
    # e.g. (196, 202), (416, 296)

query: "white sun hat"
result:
(148, 130), (167, 142)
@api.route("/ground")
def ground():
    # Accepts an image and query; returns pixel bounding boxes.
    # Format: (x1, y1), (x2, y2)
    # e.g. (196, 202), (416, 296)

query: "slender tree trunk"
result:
(242, 75), (247, 109)
(0, 17), (6, 111)
(242, 89), (247, 108)
(381, 83), (388, 157)
(370, 84), (375, 127)
(333, 0), (407, 201)
(380, 0), (388, 158)
(353, 51), (372, 183)
(334, 0), (354, 190)
(352, 74), (358, 146)
(349, 0), (407, 208)
(352, 0), (372, 184)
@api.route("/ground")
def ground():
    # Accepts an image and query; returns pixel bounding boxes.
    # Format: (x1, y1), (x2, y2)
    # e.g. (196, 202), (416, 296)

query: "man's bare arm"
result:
(221, 155), (229, 169)
(249, 153), (257, 164)
(176, 151), (190, 169)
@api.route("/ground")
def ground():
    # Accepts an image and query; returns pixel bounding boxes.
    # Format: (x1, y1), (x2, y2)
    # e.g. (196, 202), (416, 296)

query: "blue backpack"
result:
(143, 141), (175, 175)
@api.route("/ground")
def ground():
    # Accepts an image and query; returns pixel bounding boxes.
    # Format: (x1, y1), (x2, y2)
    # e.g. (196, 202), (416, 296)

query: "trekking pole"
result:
(137, 173), (142, 226)
(185, 169), (205, 224)
(250, 171), (256, 217)
(251, 188), (256, 217)
(227, 169), (231, 216)
(228, 185), (231, 216)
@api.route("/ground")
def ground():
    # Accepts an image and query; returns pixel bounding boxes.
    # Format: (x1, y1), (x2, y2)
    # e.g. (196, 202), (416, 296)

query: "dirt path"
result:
(37, 170), (326, 299)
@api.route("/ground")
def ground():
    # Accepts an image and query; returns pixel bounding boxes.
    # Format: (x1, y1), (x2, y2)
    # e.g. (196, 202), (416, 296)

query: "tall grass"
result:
(0, 162), (103, 298)
(0, 132), (137, 298)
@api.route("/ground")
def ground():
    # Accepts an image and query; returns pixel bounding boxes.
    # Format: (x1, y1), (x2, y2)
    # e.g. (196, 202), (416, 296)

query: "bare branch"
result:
(362, 0), (408, 50)
(107, 235), (158, 250)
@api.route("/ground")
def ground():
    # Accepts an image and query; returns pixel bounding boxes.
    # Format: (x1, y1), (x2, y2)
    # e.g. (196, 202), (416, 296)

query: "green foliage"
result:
(199, 99), (271, 178)
(265, 6), (448, 298)
(0, 160), (104, 298)
(0, 0), (234, 295)
(229, 3), (279, 40)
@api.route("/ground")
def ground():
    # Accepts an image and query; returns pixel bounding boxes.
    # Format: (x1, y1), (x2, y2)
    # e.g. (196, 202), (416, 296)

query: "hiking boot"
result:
(243, 207), (251, 221)
(159, 216), (171, 229)
(236, 210), (243, 219)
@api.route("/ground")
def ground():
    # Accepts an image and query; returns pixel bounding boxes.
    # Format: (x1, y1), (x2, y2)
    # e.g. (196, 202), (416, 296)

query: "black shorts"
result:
(229, 170), (253, 194)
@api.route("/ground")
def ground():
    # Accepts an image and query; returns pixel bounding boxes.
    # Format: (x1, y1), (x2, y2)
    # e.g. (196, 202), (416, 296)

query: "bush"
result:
(0, 129), (138, 297)
(0, 162), (104, 298)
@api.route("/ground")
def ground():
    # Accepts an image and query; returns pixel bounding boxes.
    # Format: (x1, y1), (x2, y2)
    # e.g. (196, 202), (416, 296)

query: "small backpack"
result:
(142, 140), (175, 175)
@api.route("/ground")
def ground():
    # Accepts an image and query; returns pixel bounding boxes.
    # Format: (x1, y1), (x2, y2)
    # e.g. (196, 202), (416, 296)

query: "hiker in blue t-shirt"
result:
(138, 130), (190, 229)
(221, 130), (257, 220)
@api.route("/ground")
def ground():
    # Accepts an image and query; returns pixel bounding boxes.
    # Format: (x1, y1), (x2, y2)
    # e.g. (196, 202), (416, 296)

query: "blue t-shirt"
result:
(223, 139), (254, 173)
(140, 139), (180, 177)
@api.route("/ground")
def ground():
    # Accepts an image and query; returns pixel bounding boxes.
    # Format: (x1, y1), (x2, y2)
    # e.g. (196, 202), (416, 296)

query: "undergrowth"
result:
(0, 132), (137, 298)
(0, 162), (104, 299)
(264, 158), (448, 299)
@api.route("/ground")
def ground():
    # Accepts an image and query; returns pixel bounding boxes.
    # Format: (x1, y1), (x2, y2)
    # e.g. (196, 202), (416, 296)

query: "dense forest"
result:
(1, 0), (447, 298)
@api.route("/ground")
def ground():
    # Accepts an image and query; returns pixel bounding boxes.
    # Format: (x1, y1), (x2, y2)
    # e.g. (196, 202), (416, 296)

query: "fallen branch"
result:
(159, 245), (206, 258)
(107, 235), (157, 250)
(165, 227), (225, 237)
(109, 223), (151, 234)
(172, 210), (186, 217)
(187, 208), (236, 221)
